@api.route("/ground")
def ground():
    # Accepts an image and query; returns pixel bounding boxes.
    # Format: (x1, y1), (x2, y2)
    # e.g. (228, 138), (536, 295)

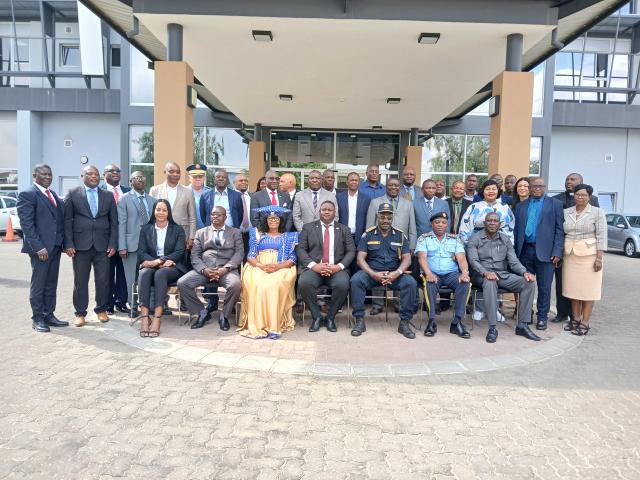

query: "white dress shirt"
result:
(33, 182), (57, 206)
(166, 185), (178, 207)
(213, 188), (234, 227)
(239, 191), (251, 231)
(307, 222), (345, 270)
(266, 188), (280, 206)
(104, 183), (124, 203)
(347, 191), (358, 233)
(155, 224), (168, 257)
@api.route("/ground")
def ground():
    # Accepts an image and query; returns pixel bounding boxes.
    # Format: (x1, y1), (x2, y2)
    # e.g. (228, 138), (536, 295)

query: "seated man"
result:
(416, 212), (471, 339)
(177, 206), (244, 331)
(350, 203), (417, 339)
(466, 211), (540, 343)
(297, 200), (356, 333)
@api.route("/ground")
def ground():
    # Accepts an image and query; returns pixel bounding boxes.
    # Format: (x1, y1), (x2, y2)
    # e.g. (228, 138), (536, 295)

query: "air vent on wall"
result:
(64, 26), (72, 34)
(64, 139), (73, 148)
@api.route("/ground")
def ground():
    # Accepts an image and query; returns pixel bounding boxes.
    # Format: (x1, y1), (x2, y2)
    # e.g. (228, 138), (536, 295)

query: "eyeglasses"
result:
(210, 212), (225, 217)
(530, 185), (545, 189)
(131, 176), (146, 180)
(574, 193), (589, 198)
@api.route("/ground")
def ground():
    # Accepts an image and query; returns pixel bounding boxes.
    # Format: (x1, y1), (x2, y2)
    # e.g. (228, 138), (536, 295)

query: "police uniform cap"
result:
(430, 211), (448, 222)
(187, 164), (207, 175)
(378, 203), (394, 214)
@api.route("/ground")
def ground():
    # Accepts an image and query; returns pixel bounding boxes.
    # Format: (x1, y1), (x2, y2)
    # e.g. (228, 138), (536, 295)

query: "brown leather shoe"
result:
(97, 312), (109, 323)
(74, 316), (86, 327)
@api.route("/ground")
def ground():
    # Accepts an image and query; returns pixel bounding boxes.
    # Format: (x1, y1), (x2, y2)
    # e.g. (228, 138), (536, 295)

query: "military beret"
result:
(186, 164), (207, 175)
(378, 203), (394, 214)
(430, 211), (449, 222)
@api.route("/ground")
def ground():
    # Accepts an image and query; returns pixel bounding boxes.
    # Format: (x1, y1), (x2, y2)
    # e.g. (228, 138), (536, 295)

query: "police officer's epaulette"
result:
(364, 226), (377, 234)
(446, 233), (458, 238)
(417, 232), (434, 242)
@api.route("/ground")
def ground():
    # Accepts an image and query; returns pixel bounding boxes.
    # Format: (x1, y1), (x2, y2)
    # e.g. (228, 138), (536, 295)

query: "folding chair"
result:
(419, 275), (469, 330)
(470, 286), (518, 330)
(300, 289), (350, 326)
(130, 282), (187, 325)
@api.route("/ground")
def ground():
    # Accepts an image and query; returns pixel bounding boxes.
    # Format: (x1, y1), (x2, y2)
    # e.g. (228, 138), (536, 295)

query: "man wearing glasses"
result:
(514, 177), (564, 331)
(177, 206), (244, 331)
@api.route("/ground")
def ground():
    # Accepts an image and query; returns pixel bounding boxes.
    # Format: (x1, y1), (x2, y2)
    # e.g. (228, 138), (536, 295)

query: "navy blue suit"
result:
(336, 191), (371, 242)
(17, 185), (65, 323)
(201, 188), (244, 228)
(514, 196), (564, 322)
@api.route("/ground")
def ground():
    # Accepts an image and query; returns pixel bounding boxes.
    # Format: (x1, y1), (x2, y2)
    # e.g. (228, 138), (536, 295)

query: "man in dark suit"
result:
(250, 169), (293, 231)
(100, 164), (131, 314)
(17, 164), (67, 332)
(446, 180), (472, 235)
(337, 172), (371, 245)
(64, 165), (118, 327)
(297, 200), (356, 332)
(514, 177), (564, 331)
(322, 169), (343, 196)
(551, 172), (600, 323)
(201, 169), (244, 229)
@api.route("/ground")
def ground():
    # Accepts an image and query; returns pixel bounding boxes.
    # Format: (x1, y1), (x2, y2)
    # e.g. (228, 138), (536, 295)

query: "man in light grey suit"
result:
(117, 171), (155, 315)
(414, 179), (451, 236)
(177, 206), (244, 331)
(292, 170), (339, 232)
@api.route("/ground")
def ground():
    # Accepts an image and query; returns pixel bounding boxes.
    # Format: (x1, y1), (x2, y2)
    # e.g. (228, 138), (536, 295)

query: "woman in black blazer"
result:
(134, 199), (187, 337)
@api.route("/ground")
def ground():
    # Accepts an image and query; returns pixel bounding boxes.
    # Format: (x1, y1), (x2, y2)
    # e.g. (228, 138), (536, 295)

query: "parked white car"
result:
(0, 196), (20, 235)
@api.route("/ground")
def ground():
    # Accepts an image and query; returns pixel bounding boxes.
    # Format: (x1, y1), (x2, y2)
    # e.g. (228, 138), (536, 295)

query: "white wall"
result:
(0, 112), (17, 169)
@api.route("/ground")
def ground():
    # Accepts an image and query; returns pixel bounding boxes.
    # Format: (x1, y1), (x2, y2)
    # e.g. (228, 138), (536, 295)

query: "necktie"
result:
(214, 230), (223, 247)
(322, 224), (330, 263)
(313, 191), (318, 211)
(88, 188), (98, 217)
(403, 187), (412, 201)
(241, 195), (249, 229)
(426, 199), (433, 219)
(138, 196), (149, 223)
(452, 201), (461, 233)
(270, 191), (277, 206)
(113, 187), (120, 203)
(45, 189), (57, 207)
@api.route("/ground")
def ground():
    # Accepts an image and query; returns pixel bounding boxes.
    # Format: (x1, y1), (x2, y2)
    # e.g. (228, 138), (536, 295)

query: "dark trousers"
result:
(28, 247), (62, 322)
(424, 272), (470, 323)
(519, 244), (555, 321)
(554, 265), (572, 319)
(72, 247), (110, 316)
(108, 253), (129, 307)
(138, 267), (182, 309)
(350, 271), (416, 322)
(299, 269), (350, 321)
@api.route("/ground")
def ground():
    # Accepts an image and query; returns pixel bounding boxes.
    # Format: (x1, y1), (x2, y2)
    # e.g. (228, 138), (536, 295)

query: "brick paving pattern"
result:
(1, 241), (639, 479)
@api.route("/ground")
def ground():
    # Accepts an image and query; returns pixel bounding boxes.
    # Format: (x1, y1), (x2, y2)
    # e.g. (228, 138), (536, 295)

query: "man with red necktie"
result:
(249, 169), (293, 231)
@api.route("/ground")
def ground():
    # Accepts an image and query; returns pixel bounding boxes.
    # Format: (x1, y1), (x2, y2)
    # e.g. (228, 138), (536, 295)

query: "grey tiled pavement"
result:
(1, 241), (640, 479)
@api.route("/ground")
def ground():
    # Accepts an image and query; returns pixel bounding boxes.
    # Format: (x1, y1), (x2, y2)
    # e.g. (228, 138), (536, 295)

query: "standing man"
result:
(446, 180), (472, 235)
(401, 166), (420, 200)
(279, 172), (298, 203)
(186, 163), (211, 230)
(514, 177), (564, 331)
(337, 171), (371, 243)
(100, 164), (131, 314)
(415, 212), (471, 339)
(17, 164), (67, 332)
(178, 206), (244, 331)
(414, 179), (450, 237)
(149, 162), (197, 248)
(292, 170), (338, 232)
(64, 165), (118, 326)
(234, 173), (252, 258)
(201, 169), (243, 229)
(358, 164), (386, 199)
(464, 174), (478, 202)
(250, 169), (293, 230)
(117, 171), (155, 316)
(504, 174), (517, 198)
(297, 200), (356, 332)
(435, 180), (447, 199)
(322, 169), (342, 195)
(350, 203), (417, 338)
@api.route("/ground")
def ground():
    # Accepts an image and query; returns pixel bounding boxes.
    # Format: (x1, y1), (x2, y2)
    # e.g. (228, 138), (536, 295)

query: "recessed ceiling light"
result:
(252, 30), (273, 42)
(386, 98), (401, 104)
(310, 133), (317, 137)
(292, 123), (303, 128)
(279, 94), (293, 101)
(271, 132), (277, 135)
(418, 33), (440, 44)
(350, 134), (357, 138)
(372, 126), (382, 130)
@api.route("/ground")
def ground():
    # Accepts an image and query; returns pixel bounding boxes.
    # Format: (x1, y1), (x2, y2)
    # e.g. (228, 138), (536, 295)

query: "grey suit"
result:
(366, 195), (417, 249)
(177, 226), (244, 319)
(117, 190), (156, 306)
(292, 188), (339, 232)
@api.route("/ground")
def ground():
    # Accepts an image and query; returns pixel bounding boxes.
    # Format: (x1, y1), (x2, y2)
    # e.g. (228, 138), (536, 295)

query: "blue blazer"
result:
(99, 182), (131, 194)
(17, 185), (65, 255)
(514, 196), (564, 262)
(414, 196), (450, 236)
(336, 190), (371, 240)
(201, 188), (244, 228)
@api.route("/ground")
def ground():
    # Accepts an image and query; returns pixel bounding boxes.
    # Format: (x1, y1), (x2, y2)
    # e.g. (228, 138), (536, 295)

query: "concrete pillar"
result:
(505, 33), (523, 72)
(153, 61), (194, 184)
(17, 111), (43, 192)
(167, 23), (183, 61)
(248, 141), (266, 193)
(403, 127), (423, 185)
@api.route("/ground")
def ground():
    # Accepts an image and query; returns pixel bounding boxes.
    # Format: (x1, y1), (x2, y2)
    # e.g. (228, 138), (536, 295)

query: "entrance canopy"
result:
(84, 0), (629, 130)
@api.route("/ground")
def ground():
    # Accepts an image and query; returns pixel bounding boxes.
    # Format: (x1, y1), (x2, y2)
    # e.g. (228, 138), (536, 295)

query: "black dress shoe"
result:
(450, 321), (471, 339)
(308, 317), (322, 333)
(536, 319), (548, 331)
(369, 306), (384, 316)
(219, 314), (230, 331)
(424, 319), (437, 337)
(551, 315), (567, 323)
(486, 326), (498, 343)
(106, 307), (115, 315)
(45, 316), (69, 327)
(398, 322), (416, 339)
(32, 320), (50, 332)
(516, 324), (541, 341)
(115, 303), (131, 314)
(191, 309), (211, 329)
(351, 318), (366, 337)
(326, 317), (337, 332)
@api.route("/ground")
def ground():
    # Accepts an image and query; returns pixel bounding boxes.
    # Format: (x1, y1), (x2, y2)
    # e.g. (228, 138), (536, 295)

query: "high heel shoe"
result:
(571, 322), (590, 336)
(148, 315), (162, 338)
(564, 318), (580, 332)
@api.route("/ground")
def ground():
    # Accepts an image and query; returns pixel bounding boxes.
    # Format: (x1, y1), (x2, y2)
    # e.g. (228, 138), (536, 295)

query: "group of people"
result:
(18, 161), (606, 343)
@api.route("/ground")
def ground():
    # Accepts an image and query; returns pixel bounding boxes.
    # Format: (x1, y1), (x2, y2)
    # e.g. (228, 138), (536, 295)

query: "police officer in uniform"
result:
(415, 211), (472, 338)
(350, 203), (417, 338)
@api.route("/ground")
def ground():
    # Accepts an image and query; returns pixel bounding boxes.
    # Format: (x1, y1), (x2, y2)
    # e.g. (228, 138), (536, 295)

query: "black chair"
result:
(419, 275), (466, 330)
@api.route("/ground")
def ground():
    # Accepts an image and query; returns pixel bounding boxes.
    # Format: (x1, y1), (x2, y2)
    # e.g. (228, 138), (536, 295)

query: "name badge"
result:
(390, 242), (402, 246)
(367, 241), (381, 245)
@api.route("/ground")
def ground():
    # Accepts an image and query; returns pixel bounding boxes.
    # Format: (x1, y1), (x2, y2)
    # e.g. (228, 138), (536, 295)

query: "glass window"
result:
(532, 63), (545, 117)
(3, 197), (16, 208)
(530, 137), (542, 176)
(129, 125), (154, 186)
(111, 46), (121, 68)
(271, 131), (334, 169)
(130, 47), (154, 105)
(465, 135), (489, 173)
(422, 134), (489, 181)
(335, 133), (399, 171)
(59, 44), (80, 66)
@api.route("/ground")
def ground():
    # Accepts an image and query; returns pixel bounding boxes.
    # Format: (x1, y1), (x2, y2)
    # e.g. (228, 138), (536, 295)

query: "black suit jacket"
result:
(137, 223), (188, 274)
(446, 197), (472, 234)
(552, 191), (600, 209)
(296, 220), (356, 273)
(17, 185), (65, 255)
(63, 186), (118, 252)
(336, 190), (371, 241)
(249, 189), (293, 231)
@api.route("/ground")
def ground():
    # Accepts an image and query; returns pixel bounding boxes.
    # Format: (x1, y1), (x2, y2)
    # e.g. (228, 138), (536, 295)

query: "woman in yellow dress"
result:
(238, 206), (298, 339)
